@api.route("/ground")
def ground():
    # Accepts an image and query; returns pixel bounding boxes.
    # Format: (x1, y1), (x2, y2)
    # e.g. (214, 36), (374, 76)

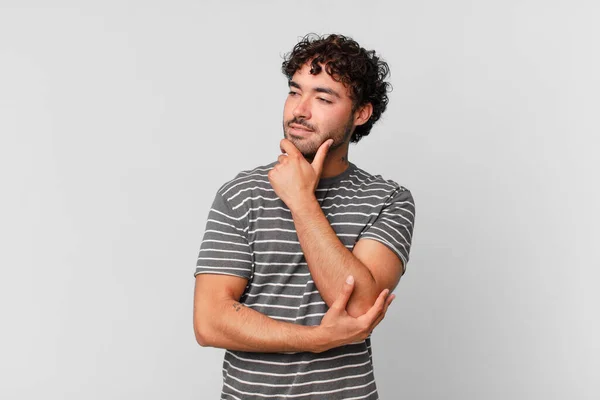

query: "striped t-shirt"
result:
(195, 161), (415, 399)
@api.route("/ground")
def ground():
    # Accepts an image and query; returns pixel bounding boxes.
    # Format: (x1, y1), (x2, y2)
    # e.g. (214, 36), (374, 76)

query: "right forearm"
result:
(195, 298), (326, 353)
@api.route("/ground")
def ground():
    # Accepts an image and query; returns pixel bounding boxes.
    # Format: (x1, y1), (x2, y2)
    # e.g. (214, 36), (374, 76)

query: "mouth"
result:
(289, 123), (314, 132)
(287, 123), (315, 138)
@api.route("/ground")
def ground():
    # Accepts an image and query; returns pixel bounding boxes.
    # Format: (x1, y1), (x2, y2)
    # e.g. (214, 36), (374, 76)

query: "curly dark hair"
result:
(281, 33), (391, 143)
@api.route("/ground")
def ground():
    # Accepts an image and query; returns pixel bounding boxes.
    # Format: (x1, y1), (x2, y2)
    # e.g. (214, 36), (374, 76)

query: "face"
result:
(282, 63), (357, 159)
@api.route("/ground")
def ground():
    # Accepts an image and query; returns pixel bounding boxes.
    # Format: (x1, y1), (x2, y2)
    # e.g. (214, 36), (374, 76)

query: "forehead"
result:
(290, 63), (352, 98)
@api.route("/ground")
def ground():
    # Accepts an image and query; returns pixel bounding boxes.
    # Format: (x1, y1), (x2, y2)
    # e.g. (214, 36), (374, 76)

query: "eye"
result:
(288, 91), (299, 96)
(318, 97), (332, 104)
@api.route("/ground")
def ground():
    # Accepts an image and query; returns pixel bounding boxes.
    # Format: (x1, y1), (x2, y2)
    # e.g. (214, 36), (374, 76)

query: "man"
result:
(193, 33), (415, 399)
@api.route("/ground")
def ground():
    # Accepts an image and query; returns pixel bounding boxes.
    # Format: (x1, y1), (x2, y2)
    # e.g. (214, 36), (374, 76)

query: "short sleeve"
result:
(194, 192), (253, 279)
(359, 187), (415, 274)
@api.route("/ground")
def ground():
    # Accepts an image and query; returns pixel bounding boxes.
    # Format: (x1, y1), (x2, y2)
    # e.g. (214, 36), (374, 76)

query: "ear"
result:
(353, 103), (373, 127)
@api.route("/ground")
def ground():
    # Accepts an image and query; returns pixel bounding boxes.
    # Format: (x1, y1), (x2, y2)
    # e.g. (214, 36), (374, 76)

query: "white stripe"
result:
(222, 179), (270, 196)
(227, 186), (275, 202)
(221, 391), (243, 400)
(231, 191), (392, 211)
(344, 388), (378, 400)
(226, 347), (368, 366)
(251, 239), (300, 245)
(251, 282), (307, 288)
(295, 312), (325, 321)
(232, 195), (280, 210)
(325, 211), (379, 217)
(240, 206), (291, 219)
(223, 379), (376, 398)
(324, 193), (388, 201)
(316, 185), (391, 194)
(199, 248), (250, 256)
(210, 207), (242, 222)
(253, 272), (311, 277)
(224, 368), (373, 388)
(249, 216), (293, 224)
(380, 220), (410, 243)
(204, 229), (245, 240)
(194, 271), (249, 278)
(331, 222), (374, 227)
(202, 239), (248, 248)
(237, 166), (273, 175)
(299, 301), (326, 308)
(244, 290), (320, 299)
(246, 303), (299, 310)
(223, 358), (371, 378)
(197, 257), (252, 264)
(368, 226), (408, 252)
(380, 212), (414, 234)
(269, 315), (296, 321)
(386, 204), (415, 218)
(321, 202), (386, 210)
(253, 251), (304, 255)
(207, 219), (247, 233)
(196, 266), (250, 272)
(248, 227), (297, 234)
(254, 262), (307, 266)
(245, 301), (325, 312)
(244, 292), (304, 299)
(220, 173), (270, 194)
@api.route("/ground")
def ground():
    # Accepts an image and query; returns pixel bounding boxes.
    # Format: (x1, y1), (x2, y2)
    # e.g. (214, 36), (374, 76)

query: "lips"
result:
(289, 123), (314, 132)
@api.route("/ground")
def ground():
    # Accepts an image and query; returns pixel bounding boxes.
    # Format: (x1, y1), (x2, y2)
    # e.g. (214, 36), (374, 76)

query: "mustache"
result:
(286, 118), (316, 132)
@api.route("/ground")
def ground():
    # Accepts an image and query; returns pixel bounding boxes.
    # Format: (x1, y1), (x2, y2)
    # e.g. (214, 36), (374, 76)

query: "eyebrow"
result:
(288, 80), (341, 98)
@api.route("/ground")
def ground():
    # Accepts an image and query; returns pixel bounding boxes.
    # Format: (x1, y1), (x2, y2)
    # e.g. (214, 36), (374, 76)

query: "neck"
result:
(320, 142), (350, 179)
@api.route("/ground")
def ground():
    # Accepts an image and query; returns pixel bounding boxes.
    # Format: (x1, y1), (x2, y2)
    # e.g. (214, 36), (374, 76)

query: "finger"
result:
(363, 288), (389, 321)
(311, 139), (334, 176)
(331, 275), (355, 311)
(369, 294), (395, 332)
(280, 139), (302, 158)
(277, 154), (287, 164)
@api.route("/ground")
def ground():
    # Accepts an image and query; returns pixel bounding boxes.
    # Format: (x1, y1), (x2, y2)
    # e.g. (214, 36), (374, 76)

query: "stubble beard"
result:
(282, 117), (354, 160)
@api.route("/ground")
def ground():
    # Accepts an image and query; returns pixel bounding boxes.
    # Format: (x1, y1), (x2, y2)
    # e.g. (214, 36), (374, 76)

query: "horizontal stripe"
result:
(223, 358), (371, 378)
(223, 379), (376, 398)
(196, 162), (413, 398)
(225, 368), (373, 388)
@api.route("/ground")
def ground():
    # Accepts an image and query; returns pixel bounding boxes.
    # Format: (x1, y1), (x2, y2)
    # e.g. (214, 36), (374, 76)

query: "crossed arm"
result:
(193, 139), (405, 353)
(193, 272), (393, 353)
(193, 196), (403, 353)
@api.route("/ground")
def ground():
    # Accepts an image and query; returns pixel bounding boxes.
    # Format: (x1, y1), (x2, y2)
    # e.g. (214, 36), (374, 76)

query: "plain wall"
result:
(1, 1), (598, 399)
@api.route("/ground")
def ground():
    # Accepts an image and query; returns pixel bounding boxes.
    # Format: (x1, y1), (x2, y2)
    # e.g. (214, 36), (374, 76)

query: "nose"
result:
(292, 97), (311, 120)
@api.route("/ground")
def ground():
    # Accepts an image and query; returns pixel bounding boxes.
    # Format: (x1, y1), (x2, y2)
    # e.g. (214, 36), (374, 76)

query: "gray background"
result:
(1, 1), (598, 399)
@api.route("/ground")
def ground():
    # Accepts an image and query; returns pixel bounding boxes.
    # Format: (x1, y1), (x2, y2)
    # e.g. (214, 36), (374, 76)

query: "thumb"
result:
(311, 139), (333, 176)
(332, 275), (355, 311)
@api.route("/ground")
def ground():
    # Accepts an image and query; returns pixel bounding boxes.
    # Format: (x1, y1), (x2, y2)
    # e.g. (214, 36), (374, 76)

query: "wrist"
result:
(309, 325), (330, 353)
(288, 193), (318, 214)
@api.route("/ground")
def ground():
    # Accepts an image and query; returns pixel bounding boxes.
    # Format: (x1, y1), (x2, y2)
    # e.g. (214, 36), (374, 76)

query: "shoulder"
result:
(210, 162), (278, 216)
(215, 162), (276, 198)
(351, 163), (412, 200)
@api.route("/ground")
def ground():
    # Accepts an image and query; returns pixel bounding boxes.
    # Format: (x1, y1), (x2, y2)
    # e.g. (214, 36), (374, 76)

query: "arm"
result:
(290, 198), (403, 317)
(193, 273), (394, 353)
(269, 139), (411, 317)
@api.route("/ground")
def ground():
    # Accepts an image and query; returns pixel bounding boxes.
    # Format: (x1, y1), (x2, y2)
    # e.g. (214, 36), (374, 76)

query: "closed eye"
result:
(318, 97), (332, 104)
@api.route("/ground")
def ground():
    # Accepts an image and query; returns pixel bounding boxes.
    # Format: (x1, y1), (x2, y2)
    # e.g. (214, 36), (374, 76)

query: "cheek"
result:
(283, 99), (295, 119)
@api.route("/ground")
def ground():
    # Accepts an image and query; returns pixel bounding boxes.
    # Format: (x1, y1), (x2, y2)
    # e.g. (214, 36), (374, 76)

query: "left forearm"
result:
(291, 197), (379, 317)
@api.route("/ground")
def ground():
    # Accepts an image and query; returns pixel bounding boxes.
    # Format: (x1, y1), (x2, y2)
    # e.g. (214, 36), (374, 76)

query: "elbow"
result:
(346, 299), (373, 318)
(194, 326), (211, 347)
(345, 277), (382, 318)
(346, 289), (379, 317)
(194, 314), (217, 347)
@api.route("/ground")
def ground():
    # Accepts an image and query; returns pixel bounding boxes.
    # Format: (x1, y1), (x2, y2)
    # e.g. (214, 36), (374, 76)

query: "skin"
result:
(194, 62), (403, 352)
